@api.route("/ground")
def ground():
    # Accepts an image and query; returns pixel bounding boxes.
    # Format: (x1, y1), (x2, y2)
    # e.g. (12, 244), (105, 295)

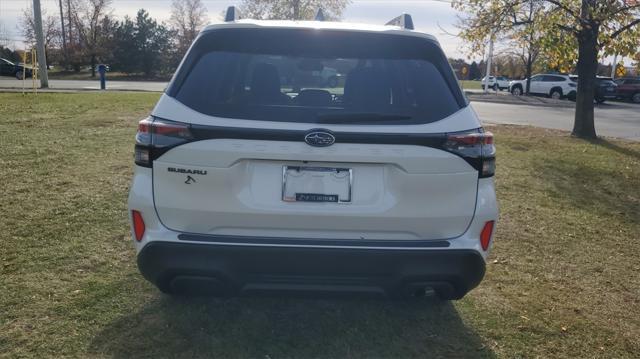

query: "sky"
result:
(0, 0), (468, 58)
(0, 0), (629, 65)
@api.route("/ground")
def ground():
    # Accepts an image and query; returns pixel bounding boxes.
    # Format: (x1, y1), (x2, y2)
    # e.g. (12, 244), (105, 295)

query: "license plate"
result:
(282, 166), (352, 203)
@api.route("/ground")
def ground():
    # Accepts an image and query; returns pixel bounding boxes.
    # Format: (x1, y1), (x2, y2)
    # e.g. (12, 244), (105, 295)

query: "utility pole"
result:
(58, 0), (68, 64)
(32, 0), (49, 88)
(611, 53), (618, 79)
(483, 35), (494, 94)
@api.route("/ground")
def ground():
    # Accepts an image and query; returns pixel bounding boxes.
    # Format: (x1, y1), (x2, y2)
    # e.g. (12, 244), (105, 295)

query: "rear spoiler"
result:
(386, 14), (414, 30)
(224, 6), (241, 22)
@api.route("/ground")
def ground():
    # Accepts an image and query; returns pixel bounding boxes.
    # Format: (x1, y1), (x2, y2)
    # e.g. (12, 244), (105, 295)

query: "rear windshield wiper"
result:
(315, 113), (412, 124)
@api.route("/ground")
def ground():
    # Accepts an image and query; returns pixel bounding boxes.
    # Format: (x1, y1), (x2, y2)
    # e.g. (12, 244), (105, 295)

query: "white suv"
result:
(128, 9), (499, 300)
(481, 76), (510, 91)
(509, 74), (577, 99)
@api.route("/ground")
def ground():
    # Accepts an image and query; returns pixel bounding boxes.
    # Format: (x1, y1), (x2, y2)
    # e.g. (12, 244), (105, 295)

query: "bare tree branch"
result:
(610, 18), (640, 39)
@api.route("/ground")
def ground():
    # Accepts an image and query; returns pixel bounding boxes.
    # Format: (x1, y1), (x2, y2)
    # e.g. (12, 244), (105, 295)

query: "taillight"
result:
(480, 220), (495, 251)
(152, 120), (193, 145)
(131, 210), (146, 242)
(134, 117), (193, 167)
(444, 129), (495, 178)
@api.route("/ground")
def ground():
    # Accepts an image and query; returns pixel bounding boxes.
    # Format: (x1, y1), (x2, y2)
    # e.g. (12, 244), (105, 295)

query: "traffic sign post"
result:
(616, 64), (626, 78)
(460, 66), (468, 90)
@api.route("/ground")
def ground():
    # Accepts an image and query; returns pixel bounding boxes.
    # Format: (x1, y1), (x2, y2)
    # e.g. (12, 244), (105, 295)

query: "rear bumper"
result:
(137, 241), (486, 300)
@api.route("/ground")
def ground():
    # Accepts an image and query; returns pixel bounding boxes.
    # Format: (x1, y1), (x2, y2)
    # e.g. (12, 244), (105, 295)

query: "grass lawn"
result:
(460, 80), (483, 90)
(1, 92), (639, 358)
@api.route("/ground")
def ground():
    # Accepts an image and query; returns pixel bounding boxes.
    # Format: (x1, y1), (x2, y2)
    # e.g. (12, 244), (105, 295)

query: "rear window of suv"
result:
(168, 28), (466, 125)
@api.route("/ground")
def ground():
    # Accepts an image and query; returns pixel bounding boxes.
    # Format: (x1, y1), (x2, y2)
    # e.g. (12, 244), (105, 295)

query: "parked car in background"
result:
(509, 74), (577, 100)
(594, 77), (618, 103)
(567, 76), (618, 103)
(614, 77), (640, 103)
(0, 58), (32, 79)
(481, 76), (509, 91)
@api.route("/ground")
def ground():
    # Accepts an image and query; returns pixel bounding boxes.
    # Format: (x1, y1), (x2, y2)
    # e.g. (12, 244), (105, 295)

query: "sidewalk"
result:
(465, 90), (575, 108)
(0, 78), (167, 92)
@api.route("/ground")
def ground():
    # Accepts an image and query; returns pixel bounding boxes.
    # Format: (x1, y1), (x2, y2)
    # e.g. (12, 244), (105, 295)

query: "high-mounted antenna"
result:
(315, 8), (325, 21)
(385, 13), (414, 30)
(225, 6), (241, 22)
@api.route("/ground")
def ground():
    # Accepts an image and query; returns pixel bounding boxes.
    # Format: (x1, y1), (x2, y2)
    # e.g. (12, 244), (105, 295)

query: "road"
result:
(473, 101), (640, 141)
(0, 78), (167, 92)
(1, 77), (638, 140)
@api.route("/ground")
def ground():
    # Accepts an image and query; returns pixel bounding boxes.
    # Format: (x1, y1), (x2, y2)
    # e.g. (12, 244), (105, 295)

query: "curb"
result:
(467, 93), (575, 108)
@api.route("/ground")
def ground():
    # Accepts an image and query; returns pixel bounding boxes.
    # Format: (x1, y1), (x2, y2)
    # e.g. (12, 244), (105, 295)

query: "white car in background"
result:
(509, 74), (577, 99)
(481, 76), (510, 91)
(127, 9), (499, 300)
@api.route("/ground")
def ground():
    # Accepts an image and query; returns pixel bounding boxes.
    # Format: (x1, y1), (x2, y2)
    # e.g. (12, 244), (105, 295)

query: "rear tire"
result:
(632, 92), (640, 104)
(15, 71), (25, 80)
(550, 89), (562, 100)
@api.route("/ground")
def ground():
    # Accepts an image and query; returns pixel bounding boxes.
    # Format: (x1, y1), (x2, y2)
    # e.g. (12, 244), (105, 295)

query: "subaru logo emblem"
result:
(304, 130), (335, 147)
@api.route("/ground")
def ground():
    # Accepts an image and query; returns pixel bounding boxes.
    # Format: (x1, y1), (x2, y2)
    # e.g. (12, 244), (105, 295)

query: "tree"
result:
(454, 0), (546, 94)
(73, 0), (113, 77)
(59, 0), (86, 71)
(536, 13), (578, 74)
(506, 1), (546, 93)
(454, 0), (640, 139)
(170, 0), (208, 58)
(494, 55), (527, 78)
(109, 16), (137, 73)
(134, 9), (174, 77)
(541, 0), (640, 138)
(19, 6), (61, 65)
(469, 61), (481, 80)
(238, 0), (351, 20)
(109, 10), (176, 77)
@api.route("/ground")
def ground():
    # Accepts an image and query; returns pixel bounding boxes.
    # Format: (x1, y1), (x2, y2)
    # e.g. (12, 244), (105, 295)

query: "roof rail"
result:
(386, 14), (414, 30)
(315, 8), (325, 21)
(224, 6), (241, 22)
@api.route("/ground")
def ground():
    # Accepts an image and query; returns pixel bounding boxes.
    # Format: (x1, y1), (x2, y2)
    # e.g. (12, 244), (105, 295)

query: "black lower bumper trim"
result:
(137, 241), (486, 300)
